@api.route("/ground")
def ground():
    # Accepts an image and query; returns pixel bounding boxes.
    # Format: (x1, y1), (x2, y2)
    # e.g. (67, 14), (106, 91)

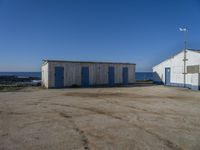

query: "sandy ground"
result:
(0, 85), (200, 150)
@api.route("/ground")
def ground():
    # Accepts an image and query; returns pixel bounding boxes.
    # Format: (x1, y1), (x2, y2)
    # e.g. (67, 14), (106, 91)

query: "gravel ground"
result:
(0, 85), (200, 150)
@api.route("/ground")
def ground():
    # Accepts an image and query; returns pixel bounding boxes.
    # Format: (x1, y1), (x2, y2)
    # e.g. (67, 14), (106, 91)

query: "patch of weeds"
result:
(0, 86), (23, 92)
(70, 84), (80, 88)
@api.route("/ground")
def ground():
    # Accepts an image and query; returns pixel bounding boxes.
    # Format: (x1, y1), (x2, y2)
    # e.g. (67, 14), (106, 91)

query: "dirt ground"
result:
(0, 85), (200, 150)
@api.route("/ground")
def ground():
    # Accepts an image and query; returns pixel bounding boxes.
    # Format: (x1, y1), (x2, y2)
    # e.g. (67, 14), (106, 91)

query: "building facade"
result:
(153, 49), (200, 90)
(42, 60), (136, 88)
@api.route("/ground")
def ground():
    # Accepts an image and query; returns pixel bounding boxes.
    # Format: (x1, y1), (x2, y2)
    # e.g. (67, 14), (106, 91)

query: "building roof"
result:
(153, 49), (200, 69)
(42, 59), (136, 65)
(187, 49), (200, 53)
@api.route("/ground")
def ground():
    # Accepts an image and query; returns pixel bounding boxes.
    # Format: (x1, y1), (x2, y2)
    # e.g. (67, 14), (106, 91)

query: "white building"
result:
(153, 49), (200, 90)
(42, 60), (136, 88)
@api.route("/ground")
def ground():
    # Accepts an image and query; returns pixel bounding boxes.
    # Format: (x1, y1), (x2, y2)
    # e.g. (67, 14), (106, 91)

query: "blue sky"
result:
(0, 0), (200, 72)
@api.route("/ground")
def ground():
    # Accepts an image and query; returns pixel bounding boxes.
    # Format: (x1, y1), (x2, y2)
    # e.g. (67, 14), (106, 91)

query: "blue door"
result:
(165, 68), (171, 85)
(108, 67), (115, 86)
(123, 67), (128, 85)
(81, 67), (89, 87)
(55, 67), (64, 88)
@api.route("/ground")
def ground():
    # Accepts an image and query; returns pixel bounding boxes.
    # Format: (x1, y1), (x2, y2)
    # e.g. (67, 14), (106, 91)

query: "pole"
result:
(183, 29), (187, 88)
(184, 30), (187, 50)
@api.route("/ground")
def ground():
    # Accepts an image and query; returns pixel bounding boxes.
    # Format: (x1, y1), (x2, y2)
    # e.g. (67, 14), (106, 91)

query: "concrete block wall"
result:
(153, 50), (200, 90)
(190, 73), (200, 90)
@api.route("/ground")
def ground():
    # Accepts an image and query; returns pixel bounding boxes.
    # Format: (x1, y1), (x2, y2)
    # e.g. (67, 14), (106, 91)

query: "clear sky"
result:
(0, 0), (200, 72)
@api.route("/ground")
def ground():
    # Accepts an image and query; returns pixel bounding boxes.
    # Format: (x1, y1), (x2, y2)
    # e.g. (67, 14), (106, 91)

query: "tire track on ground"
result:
(58, 111), (90, 150)
(51, 102), (184, 150)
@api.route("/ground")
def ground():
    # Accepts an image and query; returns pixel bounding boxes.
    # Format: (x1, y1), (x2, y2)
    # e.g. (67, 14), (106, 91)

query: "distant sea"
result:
(0, 72), (41, 78)
(136, 72), (153, 81)
(0, 72), (153, 81)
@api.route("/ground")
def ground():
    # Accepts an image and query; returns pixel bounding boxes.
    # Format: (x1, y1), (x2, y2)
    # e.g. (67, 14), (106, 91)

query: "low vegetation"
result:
(0, 85), (24, 92)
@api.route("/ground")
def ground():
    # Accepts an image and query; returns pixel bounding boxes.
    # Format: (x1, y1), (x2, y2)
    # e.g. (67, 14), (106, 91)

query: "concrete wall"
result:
(42, 61), (135, 88)
(153, 50), (200, 90)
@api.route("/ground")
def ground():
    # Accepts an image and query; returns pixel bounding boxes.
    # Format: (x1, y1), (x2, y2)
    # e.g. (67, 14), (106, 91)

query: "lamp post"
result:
(179, 27), (188, 88)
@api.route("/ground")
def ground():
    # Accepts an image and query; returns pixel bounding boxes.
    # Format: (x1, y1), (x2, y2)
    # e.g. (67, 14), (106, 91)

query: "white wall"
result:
(153, 50), (200, 89)
(41, 63), (49, 88)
